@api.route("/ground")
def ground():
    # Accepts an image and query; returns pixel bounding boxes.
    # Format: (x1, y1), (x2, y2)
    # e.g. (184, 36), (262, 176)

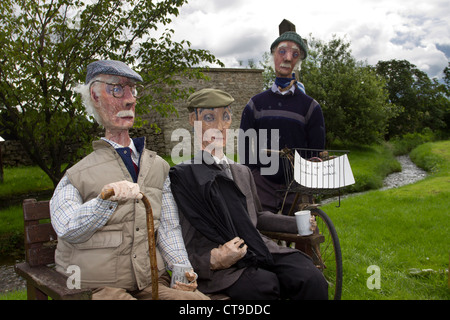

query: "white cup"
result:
(295, 210), (313, 236)
(170, 263), (193, 288)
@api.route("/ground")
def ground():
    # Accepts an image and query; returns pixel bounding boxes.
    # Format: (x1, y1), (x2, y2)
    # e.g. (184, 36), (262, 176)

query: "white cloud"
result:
(166, 0), (449, 78)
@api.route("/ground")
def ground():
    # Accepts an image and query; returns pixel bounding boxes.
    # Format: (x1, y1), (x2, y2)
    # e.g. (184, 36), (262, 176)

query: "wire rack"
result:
(279, 148), (352, 196)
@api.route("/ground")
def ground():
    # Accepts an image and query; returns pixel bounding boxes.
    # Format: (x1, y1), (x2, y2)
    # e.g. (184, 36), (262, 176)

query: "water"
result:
(321, 155), (427, 204)
(380, 155), (427, 190)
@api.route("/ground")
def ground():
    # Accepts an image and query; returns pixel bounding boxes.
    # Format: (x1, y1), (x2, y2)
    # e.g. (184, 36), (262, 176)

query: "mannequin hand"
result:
(310, 216), (317, 231)
(101, 181), (143, 201)
(173, 270), (198, 292)
(210, 237), (247, 270)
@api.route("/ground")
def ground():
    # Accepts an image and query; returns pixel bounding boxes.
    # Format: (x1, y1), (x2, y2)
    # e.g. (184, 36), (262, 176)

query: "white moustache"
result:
(116, 110), (134, 118)
(280, 63), (292, 68)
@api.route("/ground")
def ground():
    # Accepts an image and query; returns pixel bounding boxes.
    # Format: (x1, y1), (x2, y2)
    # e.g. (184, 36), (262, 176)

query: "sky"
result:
(163, 0), (450, 79)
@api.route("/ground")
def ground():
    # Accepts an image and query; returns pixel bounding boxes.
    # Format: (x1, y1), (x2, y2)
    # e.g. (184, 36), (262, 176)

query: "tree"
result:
(260, 52), (275, 90)
(376, 59), (449, 137)
(0, 0), (222, 187)
(443, 62), (450, 131)
(444, 62), (450, 92)
(299, 35), (397, 145)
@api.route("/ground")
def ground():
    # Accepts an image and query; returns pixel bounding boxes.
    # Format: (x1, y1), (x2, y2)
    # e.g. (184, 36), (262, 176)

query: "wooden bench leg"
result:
(27, 285), (48, 300)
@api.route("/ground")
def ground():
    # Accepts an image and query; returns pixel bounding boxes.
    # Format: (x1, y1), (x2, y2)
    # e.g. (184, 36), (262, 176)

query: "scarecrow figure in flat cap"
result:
(239, 31), (326, 216)
(50, 60), (208, 300)
(168, 88), (328, 299)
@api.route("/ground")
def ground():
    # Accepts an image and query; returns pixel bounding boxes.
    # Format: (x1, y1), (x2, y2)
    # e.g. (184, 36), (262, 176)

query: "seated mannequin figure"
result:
(168, 88), (328, 300)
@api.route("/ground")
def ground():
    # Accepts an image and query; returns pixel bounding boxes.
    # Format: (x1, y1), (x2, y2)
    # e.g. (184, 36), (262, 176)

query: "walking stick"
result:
(101, 189), (159, 300)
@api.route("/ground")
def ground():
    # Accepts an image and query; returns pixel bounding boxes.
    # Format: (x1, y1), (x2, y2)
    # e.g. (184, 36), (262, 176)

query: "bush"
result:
(0, 231), (24, 259)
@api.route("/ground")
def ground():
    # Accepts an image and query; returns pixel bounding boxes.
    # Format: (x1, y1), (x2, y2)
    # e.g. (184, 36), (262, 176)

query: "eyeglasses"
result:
(90, 80), (144, 98)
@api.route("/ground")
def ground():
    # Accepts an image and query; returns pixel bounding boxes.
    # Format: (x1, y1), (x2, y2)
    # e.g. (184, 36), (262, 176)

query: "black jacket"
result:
(169, 152), (273, 269)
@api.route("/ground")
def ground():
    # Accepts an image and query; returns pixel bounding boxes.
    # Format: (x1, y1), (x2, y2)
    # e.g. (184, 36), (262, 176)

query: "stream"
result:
(321, 155), (427, 204)
(380, 155), (427, 190)
(0, 155), (428, 294)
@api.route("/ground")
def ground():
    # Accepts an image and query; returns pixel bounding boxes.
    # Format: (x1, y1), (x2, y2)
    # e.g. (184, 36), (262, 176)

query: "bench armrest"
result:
(260, 230), (325, 258)
(15, 262), (92, 300)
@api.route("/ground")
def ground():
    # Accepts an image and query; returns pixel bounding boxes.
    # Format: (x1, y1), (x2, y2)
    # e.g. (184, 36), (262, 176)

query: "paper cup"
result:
(295, 210), (313, 236)
(170, 263), (192, 287)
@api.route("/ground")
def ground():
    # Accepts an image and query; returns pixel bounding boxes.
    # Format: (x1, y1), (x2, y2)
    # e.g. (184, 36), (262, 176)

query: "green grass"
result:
(0, 165), (53, 198)
(0, 165), (53, 259)
(0, 290), (26, 300)
(0, 204), (24, 261)
(322, 140), (450, 300)
(0, 205), (22, 234)
(410, 140), (450, 174)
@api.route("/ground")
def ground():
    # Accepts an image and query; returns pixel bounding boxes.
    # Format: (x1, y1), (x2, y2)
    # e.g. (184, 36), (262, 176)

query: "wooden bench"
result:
(15, 198), (322, 300)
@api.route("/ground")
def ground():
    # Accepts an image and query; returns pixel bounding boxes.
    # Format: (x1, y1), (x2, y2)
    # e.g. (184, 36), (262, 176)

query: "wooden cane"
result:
(101, 189), (159, 300)
(140, 192), (159, 300)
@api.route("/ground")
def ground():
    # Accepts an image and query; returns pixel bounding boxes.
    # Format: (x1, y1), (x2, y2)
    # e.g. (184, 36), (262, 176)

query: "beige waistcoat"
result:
(55, 140), (169, 291)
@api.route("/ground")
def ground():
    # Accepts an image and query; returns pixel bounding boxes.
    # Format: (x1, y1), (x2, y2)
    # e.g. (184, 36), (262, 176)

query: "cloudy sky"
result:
(163, 0), (449, 79)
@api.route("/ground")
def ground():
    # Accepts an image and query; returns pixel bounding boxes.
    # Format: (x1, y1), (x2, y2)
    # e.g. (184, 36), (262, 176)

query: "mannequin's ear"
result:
(90, 86), (99, 102)
(189, 111), (197, 127)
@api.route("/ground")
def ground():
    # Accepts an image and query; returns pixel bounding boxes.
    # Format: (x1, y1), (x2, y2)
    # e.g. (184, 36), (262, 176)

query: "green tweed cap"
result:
(187, 88), (235, 109)
(270, 31), (308, 59)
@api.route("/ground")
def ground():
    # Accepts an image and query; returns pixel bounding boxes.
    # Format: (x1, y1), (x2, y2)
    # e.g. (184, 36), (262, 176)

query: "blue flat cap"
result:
(85, 60), (143, 84)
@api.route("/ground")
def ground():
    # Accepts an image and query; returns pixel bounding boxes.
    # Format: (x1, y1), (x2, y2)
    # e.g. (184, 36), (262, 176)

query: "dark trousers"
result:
(222, 252), (328, 300)
(251, 169), (298, 215)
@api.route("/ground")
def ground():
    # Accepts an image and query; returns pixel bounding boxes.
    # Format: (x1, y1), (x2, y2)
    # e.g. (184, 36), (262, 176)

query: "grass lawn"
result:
(322, 140), (449, 299)
(0, 165), (54, 260)
(0, 165), (53, 199)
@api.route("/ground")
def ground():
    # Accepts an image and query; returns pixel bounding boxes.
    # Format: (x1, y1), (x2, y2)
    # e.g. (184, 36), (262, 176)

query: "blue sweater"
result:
(239, 86), (325, 184)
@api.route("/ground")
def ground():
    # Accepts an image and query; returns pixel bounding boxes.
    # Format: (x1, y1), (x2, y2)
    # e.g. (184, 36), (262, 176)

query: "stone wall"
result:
(1, 68), (264, 166)
(1, 140), (34, 166)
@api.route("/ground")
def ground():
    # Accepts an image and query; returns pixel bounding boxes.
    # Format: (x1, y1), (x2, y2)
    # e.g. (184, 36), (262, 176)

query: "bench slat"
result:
(26, 246), (56, 267)
(25, 223), (57, 245)
(23, 199), (51, 221)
